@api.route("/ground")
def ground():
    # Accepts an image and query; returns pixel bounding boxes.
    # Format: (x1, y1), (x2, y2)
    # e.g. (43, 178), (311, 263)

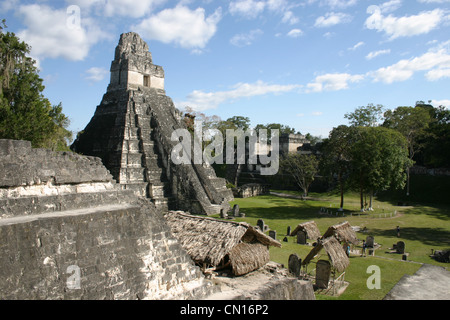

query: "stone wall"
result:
(232, 183), (270, 198)
(0, 200), (215, 299)
(0, 139), (216, 300)
(0, 139), (113, 188)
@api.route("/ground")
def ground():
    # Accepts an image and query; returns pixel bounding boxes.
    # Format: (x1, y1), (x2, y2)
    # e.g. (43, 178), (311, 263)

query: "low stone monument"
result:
(287, 226), (291, 236)
(269, 230), (277, 240)
(316, 260), (332, 289)
(297, 230), (307, 245)
(257, 219), (265, 232)
(366, 236), (374, 248)
(396, 241), (405, 254)
(288, 254), (301, 278)
(232, 204), (240, 217)
(220, 209), (228, 219)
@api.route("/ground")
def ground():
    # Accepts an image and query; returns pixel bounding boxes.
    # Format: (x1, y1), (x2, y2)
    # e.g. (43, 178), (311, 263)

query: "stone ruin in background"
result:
(71, 32), (233, 216)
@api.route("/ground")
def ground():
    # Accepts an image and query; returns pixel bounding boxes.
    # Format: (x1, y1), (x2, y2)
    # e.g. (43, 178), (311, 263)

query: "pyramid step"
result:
(152, 198), (170, 212)
(144, 157), (164, 169)
(0, 189), (137, 219)
(122, 139), (141, 153)
(119, 182), (149, 197)
(146, 169), (167, 181)
(136, 115), (151, 126)
(121, 153), (143, 167)
(0, 203), (139, 228)
(141, 141), (155, 150)
(123, 127), (140, 140)
(138, 128), (153, 139)
(142, 146), (159, 157)
(118, 168), (146, 183)
(148, 183), (170, 198)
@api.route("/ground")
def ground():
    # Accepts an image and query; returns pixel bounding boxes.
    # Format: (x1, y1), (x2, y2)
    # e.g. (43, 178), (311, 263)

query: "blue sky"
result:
(2, 0), (450, 138)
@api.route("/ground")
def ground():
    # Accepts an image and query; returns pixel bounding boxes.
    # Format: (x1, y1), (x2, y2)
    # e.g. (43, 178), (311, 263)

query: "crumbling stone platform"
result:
(0, 139), (216, 300)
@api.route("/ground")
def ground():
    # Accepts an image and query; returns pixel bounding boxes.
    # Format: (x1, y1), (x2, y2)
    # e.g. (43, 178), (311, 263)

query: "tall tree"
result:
(420, 105), (450, 168)
(344, 104), (385, 127)
(321, 125), (357, 211)
(0, 22), (72, 150)
(280, 153), (319, 198)
(350, 126), (412, 210)
(383, 105), (432, 195)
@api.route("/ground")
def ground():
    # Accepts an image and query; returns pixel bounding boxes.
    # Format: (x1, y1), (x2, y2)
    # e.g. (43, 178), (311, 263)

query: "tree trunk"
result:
(360, 174), (364, 211)
(368, 191), (374, 211)
(339, 171), (344, 211)
(406, 166), (410, 196)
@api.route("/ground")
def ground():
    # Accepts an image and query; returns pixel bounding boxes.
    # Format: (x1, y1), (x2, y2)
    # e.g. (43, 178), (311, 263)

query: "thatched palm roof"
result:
(291, 221), (321, 240)
(164, 211), (281, 274)
(322, 221), (359, 245)
(302, 236), (350, 273)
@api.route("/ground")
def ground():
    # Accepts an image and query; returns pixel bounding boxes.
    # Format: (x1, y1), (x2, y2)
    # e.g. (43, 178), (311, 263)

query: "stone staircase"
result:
(112, 101), (173, 212)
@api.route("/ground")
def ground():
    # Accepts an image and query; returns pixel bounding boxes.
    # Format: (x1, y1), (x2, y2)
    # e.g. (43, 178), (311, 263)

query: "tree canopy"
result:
(280, 153), (319, 197)
(0, 21), (72, 150)
(350, 126), (412, 210)
(344, 104), (385, 127)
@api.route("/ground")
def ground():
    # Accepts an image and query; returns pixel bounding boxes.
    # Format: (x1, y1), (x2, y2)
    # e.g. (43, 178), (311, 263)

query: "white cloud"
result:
(370, 48), (450, 83)
(229, 0), (299, 24)
(379, 0), (402, 14)
(311, 111), (324, 116)
(133, 5), (222, 51)
(306, 73), (364, 92)
(180, 80), (303, 111)
(348, 41), (364, 51)
(431, 99), (450, 108)
(16, 4), (110, 62)
(366, 49), (391, 60)
(229, 0), (266, 19)
(282, 10), (300, 25)
(266, 0), (289, 11)
(287, 29), (303, 38)
(418, 0), (450, 3)
(85, 67), (108, 82)
(307, 0), (358, 9)
(1, 0), (19, 12)
(314, 12), (352, 27)
(230, 29), (263, 47)
(365, 5), (446, 40)
(425, 68), (450, 81)
(66, 0), (167, 18)
(104, 0), (167, 18)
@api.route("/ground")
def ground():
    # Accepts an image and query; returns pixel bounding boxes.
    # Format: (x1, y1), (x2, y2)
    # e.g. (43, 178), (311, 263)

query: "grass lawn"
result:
(214, 189), (450, 300)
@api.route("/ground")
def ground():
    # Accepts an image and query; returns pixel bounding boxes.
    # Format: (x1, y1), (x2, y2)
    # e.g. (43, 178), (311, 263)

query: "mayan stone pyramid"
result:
(72, 32), (233, 215)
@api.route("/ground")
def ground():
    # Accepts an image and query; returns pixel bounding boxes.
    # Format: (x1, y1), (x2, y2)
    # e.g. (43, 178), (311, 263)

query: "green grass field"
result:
(213, 187), (450, 300)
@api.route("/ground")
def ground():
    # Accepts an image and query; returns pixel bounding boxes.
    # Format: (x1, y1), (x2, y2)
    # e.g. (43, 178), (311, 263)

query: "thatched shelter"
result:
(164, 211), (281, 276)
(302, 237), (350, 273)
(290, 221), (321, 240)
(322, 221), (359, 245)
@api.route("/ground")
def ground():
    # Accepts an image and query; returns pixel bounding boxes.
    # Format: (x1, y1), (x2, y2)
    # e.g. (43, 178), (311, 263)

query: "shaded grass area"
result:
(378, 174), (450, 206)
(217, 190), (450, 300)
